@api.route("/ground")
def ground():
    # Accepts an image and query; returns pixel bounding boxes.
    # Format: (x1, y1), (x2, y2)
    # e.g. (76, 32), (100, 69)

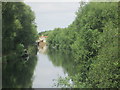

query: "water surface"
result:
(32, 52), (67, 88)
(32, 46), (68, 88)
(2, 45), (74, 88)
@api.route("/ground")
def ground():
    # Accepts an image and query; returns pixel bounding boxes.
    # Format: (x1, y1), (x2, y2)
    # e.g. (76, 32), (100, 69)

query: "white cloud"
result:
(26, 2), (80, 13)
(25, 2), (80, 32)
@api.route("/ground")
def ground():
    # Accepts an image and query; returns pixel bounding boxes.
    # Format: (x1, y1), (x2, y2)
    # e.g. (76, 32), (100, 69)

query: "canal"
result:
(32, 46), (68, 88)
(2, 44), (75, 88)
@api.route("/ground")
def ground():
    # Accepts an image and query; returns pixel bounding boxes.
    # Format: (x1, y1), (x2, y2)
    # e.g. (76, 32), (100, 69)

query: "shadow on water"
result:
(2, 44), (77, 88)
(2, 50), (38, 88)
(47, 48), (77, 76)
(46, 48), (79, 87)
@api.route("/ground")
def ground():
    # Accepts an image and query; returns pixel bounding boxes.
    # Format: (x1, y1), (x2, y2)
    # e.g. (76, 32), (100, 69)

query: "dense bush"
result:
(2, 2), (38, 55)
(2, 2), (38, 88)
(47, 2), (119, 88)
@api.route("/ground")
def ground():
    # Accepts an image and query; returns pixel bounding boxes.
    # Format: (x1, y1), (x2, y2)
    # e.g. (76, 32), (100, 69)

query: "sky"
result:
(25, 2), (80, 32)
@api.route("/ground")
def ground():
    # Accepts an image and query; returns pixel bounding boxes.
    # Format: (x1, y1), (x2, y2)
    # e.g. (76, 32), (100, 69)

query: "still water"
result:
(32, 51), (67, 88)
(2, 45), (74, 88)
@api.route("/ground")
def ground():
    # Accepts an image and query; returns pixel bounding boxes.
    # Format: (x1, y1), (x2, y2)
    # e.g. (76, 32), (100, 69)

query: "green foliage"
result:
(16, 44), (24, 54)
(2, 2), (38, 88)
(46, 2), (119, 88)
(2, 2), (38, 55)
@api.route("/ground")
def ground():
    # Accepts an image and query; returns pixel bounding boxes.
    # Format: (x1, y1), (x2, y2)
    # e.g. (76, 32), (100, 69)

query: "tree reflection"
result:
(47, 48), (77, 77)
(2, 53), (37, 88)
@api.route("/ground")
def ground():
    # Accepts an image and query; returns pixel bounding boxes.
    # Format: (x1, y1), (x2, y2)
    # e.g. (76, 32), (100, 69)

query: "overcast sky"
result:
(25, 2), (80, 32)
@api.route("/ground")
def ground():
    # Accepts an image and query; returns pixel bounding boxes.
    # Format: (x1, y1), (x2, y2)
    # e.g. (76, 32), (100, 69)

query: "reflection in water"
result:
(38, 44), (47, 54)
(47, 48), (76, 76)
(3, 44), (76, 88)
(47, 49), (79, 87)
(32, 45), (67, 88)
(2, 51), (37, 88)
